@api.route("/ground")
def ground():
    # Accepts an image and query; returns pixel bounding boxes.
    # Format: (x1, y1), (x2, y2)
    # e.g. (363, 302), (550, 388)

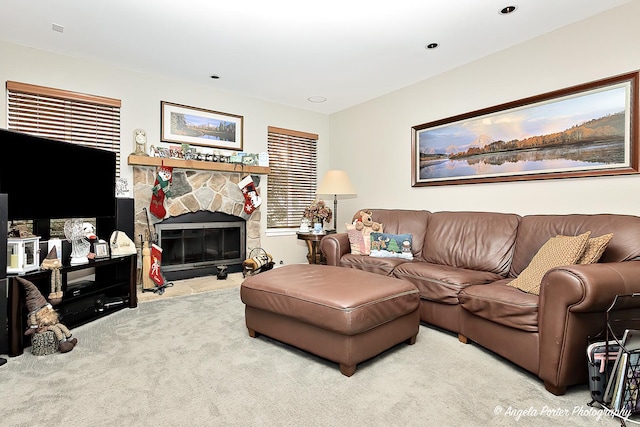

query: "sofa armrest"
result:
(541, 261), (640, 314)
(538, 261), (640, 392)
(320, 233), (351, 266)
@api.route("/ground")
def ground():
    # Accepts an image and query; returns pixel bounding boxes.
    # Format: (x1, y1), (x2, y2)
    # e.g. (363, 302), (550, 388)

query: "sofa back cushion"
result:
(509, 214), (640, 277)
(422, 211), (520, 276)
(354, 209), (431, 259)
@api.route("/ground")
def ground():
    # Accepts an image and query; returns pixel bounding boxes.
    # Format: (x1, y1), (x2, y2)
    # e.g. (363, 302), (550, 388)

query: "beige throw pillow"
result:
(577, 233), (613, 264)
(508, 231), (591, 295)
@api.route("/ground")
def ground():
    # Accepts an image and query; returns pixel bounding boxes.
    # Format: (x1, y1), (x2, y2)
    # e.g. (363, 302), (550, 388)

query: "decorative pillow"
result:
(577, 233), (613, 264)
(369, 232), (413, 260)
(508, 231), (591, 295)
(346, 226), (367, 255)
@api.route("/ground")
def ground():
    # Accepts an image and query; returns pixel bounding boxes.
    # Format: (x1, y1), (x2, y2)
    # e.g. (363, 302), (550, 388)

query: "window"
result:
(6, 81), (122, 238)
(6, 81), (122, 176)
(267, 126), (318, 229)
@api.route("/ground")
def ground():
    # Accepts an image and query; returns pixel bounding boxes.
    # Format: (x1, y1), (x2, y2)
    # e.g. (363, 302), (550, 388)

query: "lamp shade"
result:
(317, 170), (356, 196)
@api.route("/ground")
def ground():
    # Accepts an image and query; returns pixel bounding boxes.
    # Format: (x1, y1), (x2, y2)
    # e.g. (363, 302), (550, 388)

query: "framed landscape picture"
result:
(161, 101), (243, 150)
(411, 71), (639, 186)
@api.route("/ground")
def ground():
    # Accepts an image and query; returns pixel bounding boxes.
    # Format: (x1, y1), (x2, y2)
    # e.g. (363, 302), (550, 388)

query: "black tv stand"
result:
(7, 254), (137, 357)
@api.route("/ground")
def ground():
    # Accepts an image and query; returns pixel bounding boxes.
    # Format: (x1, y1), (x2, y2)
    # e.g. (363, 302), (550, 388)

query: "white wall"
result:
(328, 1), (640, 226)
(0, 40), (328, 265)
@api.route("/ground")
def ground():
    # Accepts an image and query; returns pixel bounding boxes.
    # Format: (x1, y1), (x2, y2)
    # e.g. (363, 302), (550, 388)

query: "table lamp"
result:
(317, 170), (357, 231)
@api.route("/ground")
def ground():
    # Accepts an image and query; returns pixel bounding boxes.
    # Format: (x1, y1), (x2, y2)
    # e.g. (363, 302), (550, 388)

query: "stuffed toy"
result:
(40, 247), (63, 305)
(16, 277), (77, 353)
(354, 210), (383, 233)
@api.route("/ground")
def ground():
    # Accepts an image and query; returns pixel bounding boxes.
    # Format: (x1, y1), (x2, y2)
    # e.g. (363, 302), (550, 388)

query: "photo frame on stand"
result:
(94, 242), (110, 259)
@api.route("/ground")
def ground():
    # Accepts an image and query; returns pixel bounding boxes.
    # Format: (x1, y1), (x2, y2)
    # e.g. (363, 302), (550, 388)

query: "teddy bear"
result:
(354, 209), (383, 233)
(16, 276), (77, 353)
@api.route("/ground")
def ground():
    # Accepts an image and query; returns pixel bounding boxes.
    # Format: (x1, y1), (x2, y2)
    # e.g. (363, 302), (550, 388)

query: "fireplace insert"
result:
(155, 212), (245, 280)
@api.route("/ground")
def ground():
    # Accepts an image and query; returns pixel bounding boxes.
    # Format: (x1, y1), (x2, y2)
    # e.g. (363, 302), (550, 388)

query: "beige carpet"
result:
(0, 276), (630, 426)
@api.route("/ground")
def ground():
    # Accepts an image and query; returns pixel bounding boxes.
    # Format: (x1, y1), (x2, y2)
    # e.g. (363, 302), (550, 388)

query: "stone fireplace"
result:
(132, 166), (262, 280)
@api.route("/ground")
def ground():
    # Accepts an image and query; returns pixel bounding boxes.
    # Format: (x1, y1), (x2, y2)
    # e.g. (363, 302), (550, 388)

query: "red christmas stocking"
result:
(149, 243), (164, 286)
(238, 175), (261, 219)
(150, 166), (173, 218)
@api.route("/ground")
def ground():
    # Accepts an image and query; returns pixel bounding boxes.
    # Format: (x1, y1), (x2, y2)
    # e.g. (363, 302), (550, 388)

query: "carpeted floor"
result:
(0, 279), (630, 426)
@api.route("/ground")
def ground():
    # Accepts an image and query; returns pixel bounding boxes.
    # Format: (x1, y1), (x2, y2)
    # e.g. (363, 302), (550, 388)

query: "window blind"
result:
(267, 126), (318, 229)
(6, 81), (122, 176)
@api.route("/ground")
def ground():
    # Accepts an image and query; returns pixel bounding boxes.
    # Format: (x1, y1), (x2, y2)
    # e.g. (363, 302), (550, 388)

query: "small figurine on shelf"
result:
(40, 247), (63, 305)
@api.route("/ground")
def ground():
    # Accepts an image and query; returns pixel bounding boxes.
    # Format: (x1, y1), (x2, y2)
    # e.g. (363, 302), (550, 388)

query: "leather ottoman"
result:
(240, 264), (420, 376)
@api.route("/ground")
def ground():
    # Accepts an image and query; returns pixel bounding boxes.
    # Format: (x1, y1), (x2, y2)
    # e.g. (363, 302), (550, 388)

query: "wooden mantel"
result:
(127, 154), (271, 174)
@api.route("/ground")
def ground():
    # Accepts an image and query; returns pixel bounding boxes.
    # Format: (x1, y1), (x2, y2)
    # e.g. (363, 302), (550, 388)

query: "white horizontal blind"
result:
(267, 126), (318, 228)
(6, 81), (122, 176)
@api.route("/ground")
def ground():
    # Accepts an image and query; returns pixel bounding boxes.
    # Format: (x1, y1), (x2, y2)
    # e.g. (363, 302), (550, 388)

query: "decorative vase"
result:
(299, 218), (310, 233)
(313, 222), (323, 234)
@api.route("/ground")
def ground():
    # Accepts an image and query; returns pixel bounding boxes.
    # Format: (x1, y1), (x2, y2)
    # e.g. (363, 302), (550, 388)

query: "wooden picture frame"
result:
(161, 101), (243, 150)
(412, 71), (639, 186)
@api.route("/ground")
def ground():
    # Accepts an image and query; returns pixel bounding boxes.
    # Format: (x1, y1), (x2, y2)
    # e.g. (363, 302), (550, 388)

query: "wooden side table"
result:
(297, 231), (335, 264)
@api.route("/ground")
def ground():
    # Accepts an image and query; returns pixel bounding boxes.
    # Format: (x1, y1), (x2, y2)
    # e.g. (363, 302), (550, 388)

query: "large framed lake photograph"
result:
(161, 101), (243, 150)
(412, 72), (639, 187)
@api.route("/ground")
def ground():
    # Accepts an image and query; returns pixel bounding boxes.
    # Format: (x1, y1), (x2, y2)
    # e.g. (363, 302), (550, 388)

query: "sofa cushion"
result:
(340, 253), (409, 276)
(421, 211), (520, 276)
(393, 262), (504, 305)
(459, 281), (539, 332)
(369, 232), (413, 260)
(509, 214), (640, 277)
(507, 232), (591, 295)
(578, 233), (613, 264)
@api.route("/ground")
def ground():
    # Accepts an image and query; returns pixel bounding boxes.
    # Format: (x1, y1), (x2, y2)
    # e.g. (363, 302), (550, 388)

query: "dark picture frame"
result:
(161, 101), (243, 151)
(411, 71), (639, 187)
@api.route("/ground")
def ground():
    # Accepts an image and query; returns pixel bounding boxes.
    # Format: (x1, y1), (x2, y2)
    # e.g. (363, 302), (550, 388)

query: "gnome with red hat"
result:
(17, 277), (77, 353)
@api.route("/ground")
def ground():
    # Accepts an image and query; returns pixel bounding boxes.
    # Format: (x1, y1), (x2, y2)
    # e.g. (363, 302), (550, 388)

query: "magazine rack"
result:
(590, 294), (640, 425)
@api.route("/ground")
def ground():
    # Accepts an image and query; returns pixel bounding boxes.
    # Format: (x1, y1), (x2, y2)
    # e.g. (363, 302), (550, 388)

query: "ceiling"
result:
(0, 0), (634, 114)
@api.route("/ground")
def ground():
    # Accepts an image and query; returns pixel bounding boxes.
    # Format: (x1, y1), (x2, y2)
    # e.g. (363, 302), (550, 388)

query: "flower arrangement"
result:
(303, 199), (333, 224)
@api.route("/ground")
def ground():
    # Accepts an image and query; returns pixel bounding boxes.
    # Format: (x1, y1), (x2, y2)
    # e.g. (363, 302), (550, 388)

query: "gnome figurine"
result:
(17, 277), (77, 353)
(40, 247), (63, 305)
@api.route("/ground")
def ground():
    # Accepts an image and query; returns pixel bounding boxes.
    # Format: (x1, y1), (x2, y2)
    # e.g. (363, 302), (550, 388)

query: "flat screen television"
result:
(0, 128), (117, 221)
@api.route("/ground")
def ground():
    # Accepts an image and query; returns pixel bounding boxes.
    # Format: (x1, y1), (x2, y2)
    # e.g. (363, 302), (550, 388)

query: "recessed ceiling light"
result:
(308, 96), (327, 103)
(425, 43), (439, 50)
(210, 74), (220, 79)
(500, 5), (517, 15)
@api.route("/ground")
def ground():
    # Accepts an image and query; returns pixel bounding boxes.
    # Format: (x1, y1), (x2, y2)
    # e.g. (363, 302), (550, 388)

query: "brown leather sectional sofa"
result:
(320, 209), (640, 395)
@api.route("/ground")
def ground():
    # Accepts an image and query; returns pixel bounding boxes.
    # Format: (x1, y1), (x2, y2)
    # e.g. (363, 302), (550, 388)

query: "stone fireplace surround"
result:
(132, 166), (262, 278)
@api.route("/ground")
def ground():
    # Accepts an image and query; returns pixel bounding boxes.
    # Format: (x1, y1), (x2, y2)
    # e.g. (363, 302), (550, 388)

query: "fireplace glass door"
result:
(156, 220), (245, 279)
